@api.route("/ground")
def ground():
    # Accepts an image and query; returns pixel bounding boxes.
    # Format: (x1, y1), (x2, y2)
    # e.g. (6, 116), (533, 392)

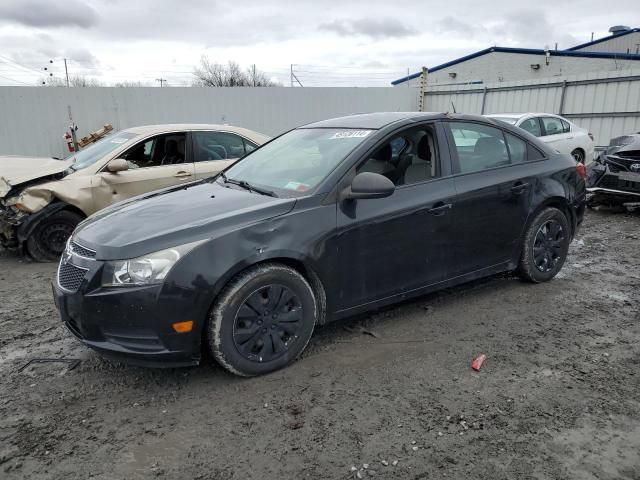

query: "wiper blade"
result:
(222, 175), (277, 197)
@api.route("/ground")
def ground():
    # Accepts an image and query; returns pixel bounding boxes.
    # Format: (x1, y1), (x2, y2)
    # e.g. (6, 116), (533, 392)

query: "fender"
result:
(16, 202), (70, 244)
(209, 249), (329, 324)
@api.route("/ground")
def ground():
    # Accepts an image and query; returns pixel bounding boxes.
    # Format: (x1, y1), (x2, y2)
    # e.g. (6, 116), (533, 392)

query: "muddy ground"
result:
(0, 209), (639, 480)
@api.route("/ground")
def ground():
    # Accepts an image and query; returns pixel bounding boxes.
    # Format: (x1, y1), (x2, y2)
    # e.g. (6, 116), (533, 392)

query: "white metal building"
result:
(393, 27), (640, 87)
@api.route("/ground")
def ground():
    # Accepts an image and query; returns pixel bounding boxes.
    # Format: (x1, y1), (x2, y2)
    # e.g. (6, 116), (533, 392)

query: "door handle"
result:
(174, 171), (192, 178)
(427, 202), (452, 215)
(511, 182), (529, 194)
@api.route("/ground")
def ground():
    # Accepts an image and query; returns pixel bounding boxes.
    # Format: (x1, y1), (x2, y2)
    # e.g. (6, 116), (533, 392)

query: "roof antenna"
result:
(450, 101), (457, 113)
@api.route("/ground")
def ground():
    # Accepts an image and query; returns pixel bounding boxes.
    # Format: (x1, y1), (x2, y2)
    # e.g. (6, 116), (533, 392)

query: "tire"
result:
(517, 207), (570, 283)
(26, 210), (83, 262)
(571, 149), (585, 164)
(206, 263), (317, 376)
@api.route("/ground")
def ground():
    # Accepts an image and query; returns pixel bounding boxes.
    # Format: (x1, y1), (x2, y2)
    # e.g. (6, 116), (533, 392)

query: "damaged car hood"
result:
(74, 181), (296, 260)
(0, 155), (73, 197)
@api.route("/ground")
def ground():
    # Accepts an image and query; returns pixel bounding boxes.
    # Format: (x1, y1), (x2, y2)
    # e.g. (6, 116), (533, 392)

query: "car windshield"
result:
(66, 131), (138, 171)
(491, 117), (518, 125)
(222, 128), (373, 195)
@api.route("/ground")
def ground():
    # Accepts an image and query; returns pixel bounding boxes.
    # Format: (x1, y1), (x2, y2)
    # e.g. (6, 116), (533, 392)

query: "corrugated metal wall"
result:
(424, 69), (640, 146)
(0, 87), (417, 157)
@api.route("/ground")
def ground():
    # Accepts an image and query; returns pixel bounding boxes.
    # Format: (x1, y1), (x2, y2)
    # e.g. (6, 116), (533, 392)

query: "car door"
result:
(92, 132), (195, 212)
(444, 121), (535, 276)
(192, 131), (258, 180)
(540, 116), (572, 153)
(335, 122), (457, 310)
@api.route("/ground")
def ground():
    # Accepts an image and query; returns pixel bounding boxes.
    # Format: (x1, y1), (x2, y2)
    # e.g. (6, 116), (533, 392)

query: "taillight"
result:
(588, 132), (594, 141)
(576, 162), (587, 181)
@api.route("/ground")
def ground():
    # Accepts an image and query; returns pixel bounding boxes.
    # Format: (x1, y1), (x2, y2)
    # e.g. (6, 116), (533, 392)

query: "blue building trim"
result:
(391, 44), (640, 85)
(566, 28), (640, 51)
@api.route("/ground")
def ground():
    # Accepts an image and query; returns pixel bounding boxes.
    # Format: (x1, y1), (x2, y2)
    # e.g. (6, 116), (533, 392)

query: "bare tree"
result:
(192, 57), (278, 87)
(113, 80), (151, 87)
(43, 75), (103, 87)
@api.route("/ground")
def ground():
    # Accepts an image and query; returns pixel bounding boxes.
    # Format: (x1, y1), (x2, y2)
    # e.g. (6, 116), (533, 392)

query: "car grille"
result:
(58, 262), (88, 292)
(600, 172), (640, 193)
(70, 241), (96, 258)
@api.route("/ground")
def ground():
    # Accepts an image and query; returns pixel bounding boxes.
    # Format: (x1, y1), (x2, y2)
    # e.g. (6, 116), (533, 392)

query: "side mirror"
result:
(106, 159), (129, 173)
(341, 172), (395, 200)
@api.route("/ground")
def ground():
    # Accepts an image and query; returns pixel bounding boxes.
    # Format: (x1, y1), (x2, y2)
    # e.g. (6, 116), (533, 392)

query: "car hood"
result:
(0, 155), (73, 197)
(74, 181), (297, 260)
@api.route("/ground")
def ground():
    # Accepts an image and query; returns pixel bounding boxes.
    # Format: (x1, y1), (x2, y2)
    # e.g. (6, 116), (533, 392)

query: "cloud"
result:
(0, 0), (98, 28)
(65, 48), (100, 69)
(319, 18), (417, 39)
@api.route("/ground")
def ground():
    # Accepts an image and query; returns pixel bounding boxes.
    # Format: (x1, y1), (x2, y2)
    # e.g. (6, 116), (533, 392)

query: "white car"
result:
(486, 113), (594, 164)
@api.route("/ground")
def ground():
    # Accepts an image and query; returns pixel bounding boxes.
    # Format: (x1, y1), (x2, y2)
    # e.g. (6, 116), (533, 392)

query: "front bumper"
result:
(0, 204), (23, 249)
(586, 161), (640, 206)
(52, 253), (205, 367)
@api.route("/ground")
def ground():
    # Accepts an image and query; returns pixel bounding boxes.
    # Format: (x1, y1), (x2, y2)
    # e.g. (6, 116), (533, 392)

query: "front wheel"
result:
(26, 210), (83, 262)
(206, 263), (317, 376)
(517, 207), (570, 283)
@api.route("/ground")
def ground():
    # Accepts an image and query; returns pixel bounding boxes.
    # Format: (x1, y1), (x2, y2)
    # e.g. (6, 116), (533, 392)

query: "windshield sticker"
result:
(109, 138), (129, 144)
(284, 181), (310, 192)
(329, 130), (372, 139)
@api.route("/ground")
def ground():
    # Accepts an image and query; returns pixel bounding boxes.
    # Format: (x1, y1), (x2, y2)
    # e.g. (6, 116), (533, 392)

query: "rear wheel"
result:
(207, 263), (317, 376)
(517, 207), (570, 283)
(571, 149), (585, 164)
(26, 210), (83, 262)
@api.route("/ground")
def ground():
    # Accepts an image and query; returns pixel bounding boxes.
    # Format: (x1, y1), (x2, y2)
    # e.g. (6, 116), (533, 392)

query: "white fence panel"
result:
(424, 69), (640, 145)
(0, 87), (418, 157)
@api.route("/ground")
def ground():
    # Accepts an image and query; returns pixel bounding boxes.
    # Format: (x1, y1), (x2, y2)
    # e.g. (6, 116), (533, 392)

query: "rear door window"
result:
(504, 132), (527, 163)
(519, 118), (542, 137)
(447, 122), (510, 174)
(193, 131), (248, 162)
(541, 117), (563, 136)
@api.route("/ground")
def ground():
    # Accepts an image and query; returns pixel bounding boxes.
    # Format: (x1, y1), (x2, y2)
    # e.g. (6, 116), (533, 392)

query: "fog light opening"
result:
(172, 320), (194, 333)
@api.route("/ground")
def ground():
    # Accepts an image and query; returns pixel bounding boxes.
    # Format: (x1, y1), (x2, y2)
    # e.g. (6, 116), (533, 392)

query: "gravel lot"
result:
(1, 209), (639, 480)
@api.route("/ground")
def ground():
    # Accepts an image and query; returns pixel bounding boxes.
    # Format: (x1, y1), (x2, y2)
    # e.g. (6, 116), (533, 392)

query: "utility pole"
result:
(156, 78), (166, 87)
(252, 64), (256, 86)
(64, 58), (69, 87)
(289, 65), (303, 87)
(418, 67), (428, 112)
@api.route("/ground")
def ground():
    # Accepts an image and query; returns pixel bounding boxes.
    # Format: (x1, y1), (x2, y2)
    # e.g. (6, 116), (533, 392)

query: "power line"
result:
(0, 73), (32, 85)
(0, 55), (45, 76)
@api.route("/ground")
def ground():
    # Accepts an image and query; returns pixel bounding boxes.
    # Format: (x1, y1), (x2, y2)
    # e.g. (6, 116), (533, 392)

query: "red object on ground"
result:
(471, 354), (487, 371)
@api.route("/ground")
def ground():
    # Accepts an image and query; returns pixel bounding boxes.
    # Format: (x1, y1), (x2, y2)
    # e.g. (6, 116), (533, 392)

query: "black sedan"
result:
(53, 113), (586, 376)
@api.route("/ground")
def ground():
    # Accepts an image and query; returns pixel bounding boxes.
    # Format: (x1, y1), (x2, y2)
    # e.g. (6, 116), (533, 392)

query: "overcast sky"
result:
(0, 0), (638, 87)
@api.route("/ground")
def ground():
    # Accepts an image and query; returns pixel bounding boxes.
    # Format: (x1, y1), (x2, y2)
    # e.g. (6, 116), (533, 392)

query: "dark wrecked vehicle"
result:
(587, 133), (640, 209)
(53, 112), (586, 376)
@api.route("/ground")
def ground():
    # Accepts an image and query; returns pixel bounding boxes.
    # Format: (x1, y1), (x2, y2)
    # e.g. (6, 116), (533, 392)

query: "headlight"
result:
(101, 240), (205, 287)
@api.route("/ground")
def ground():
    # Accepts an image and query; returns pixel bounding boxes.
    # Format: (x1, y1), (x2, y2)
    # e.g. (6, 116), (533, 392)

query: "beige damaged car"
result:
(0, 124), (269, 261)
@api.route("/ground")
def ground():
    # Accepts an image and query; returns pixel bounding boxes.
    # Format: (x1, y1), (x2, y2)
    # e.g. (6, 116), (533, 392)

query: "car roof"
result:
(487, 113), (565, 120)
(122, 124), (269, 139)
(301, 112), (445, 129)
(300, 112), (500, 129)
